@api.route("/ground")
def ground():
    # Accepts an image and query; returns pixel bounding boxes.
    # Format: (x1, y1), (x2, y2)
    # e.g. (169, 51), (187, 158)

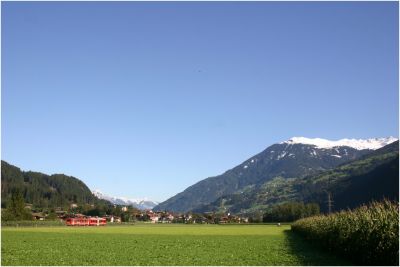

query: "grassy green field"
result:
(2, 224), (350, 266)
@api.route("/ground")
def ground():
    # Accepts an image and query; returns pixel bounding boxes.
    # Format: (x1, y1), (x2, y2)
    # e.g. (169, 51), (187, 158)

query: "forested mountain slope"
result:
(1, 161), (109, 209)
(194, 141), (399, 214)
(155, 137), (395, 212)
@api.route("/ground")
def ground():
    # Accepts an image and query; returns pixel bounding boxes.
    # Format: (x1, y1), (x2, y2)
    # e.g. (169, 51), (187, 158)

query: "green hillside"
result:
(1, 161), (109, 209)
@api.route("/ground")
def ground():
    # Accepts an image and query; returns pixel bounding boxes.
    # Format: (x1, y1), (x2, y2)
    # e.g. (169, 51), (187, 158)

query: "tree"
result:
(3, 189), (32, 221)
(46, 211), (58, 220)
(121, 212), (130, 222)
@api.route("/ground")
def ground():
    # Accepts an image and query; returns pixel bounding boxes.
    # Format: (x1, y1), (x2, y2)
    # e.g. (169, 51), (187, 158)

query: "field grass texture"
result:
(2, 224), (350, 266)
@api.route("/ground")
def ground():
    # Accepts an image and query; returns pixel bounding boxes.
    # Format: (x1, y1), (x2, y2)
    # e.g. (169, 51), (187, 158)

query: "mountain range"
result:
(92, 190), (159, 210)
(3, 136), (398, 214)
(154, 137), (398, 213)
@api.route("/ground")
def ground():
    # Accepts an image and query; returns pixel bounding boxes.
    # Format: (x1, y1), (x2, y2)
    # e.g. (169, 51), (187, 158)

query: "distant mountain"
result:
(1, 161), (110, 209)
(92, 190), (159, 210)
(194, 141), (399, 214)
(154, 137), (397, 212)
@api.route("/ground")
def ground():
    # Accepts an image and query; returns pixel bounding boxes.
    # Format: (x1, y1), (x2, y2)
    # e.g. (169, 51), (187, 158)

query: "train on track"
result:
(65, 217), (106, 226)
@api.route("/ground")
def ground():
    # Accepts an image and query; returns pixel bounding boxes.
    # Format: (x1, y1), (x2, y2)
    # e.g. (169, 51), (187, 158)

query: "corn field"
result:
(291, 200), (399, 266)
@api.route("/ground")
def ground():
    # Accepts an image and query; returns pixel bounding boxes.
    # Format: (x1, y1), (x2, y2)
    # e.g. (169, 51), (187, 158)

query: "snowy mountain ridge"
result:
(282, 137), (398, 150)
(92, 189), (159, 210)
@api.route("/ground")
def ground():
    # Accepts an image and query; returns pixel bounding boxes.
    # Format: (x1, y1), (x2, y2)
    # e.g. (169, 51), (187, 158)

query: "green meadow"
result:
(1, 224), (350, 266)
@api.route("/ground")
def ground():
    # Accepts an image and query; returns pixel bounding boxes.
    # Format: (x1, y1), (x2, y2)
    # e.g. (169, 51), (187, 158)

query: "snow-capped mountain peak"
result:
(282, 136), (398, 150)
(92, 189), (159, 210)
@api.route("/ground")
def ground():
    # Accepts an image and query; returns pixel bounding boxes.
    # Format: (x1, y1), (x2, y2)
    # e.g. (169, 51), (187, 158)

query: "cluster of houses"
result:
(143, 210), (249, 224)
(28, 203), (250, 224)
(146, 210), (175, 223)
(30, 209), (123, 222)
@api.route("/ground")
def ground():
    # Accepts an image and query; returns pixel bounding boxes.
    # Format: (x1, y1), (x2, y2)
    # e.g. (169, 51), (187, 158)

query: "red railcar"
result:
(65, 217), (106, 226)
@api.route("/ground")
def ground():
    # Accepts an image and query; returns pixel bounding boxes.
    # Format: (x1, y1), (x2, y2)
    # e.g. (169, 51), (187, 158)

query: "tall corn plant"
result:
(291, 200), (399, 266)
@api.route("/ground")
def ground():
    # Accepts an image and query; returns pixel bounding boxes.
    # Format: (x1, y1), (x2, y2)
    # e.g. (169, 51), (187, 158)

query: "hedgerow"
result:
(291, 200), (399, 265)
(1, 220), (65, 227)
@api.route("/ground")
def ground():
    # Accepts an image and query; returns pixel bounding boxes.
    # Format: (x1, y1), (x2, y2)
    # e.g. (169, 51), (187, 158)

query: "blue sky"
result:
(2, 2), (398, 202)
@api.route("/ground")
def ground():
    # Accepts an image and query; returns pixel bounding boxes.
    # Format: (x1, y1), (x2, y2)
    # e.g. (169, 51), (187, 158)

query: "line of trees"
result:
(263, 202), (320, 222)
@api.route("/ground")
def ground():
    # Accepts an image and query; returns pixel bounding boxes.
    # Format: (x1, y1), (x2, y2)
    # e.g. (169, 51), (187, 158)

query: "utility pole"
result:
(327, 191), (334, 214)
(326, 174), (334, 214)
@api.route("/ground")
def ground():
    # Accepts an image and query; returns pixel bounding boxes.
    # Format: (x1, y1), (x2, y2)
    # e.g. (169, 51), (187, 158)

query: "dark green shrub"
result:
(263, 202), (320, 222)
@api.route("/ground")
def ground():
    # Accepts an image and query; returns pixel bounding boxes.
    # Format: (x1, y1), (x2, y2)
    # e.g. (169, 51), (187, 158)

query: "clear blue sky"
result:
(2, 2), (398, 202)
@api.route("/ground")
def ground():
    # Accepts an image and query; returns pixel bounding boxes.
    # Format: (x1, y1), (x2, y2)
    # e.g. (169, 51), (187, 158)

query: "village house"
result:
(110, 216), (121, 223)
(150, 214), (159, 223)
(32, 212), (45, 220)
(219, 216), (229, 224)
(167, 214), (174, 221)
(184, 214), (193, 223)
(55, 210), (67, 218)
(159, 213), (174, 223)
(192, 216), (208, 224)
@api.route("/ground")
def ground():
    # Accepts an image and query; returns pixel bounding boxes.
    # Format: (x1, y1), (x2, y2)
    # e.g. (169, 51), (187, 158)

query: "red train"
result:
(65, 217), (106, 226)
